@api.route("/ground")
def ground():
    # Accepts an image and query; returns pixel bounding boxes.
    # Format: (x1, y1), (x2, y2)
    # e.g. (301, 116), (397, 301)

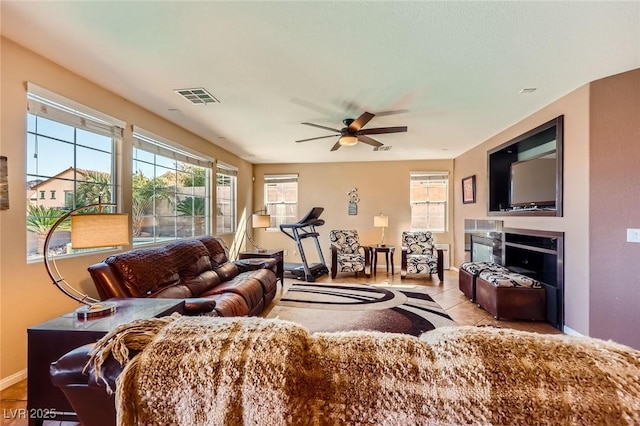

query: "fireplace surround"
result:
(503, 228), (564, 329)
(465, 220), (564, 330)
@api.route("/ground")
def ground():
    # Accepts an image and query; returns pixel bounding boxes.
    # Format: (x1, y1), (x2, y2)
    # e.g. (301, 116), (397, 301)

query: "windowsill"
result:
(26, 246), (125, 264)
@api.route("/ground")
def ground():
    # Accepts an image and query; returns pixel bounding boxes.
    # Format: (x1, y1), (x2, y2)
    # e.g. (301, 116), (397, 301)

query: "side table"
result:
(27, 298), (185, 425)
(238, 249), (284, 284)
(370, 245), (395, 276)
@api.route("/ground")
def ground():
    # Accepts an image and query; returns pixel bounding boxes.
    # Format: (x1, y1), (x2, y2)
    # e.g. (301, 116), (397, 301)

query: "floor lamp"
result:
(246, 209), (271, 253)
(43, 202), (129, 319)
(374, 214), (389, 246)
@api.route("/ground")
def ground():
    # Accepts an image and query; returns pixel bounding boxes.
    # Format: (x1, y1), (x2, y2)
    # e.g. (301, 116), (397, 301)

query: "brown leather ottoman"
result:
(459, 262), (509, 302)
(476, 270), (546, 321)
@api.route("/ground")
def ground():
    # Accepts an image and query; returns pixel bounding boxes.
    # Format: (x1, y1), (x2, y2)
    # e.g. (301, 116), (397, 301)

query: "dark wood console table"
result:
(27, 298), (185, 425)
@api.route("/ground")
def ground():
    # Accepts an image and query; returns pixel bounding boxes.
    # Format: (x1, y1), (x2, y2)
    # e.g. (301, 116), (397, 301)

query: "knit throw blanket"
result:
(89, 314), (640, 425)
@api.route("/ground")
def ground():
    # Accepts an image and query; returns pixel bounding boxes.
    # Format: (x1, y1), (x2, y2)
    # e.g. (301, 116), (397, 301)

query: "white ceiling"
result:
(2, 1), (639, 164)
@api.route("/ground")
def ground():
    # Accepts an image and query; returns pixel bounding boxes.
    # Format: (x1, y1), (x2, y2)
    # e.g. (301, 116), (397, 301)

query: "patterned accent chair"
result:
(329, 230), (370, 279)
(401, 231), (444, 282)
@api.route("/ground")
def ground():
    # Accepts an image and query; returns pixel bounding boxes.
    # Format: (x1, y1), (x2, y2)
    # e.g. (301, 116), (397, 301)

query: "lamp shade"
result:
(339, 135), (358, 146)
(252, 213), (271, 229)
(71, 213), (130, 249)
(373, 214), (389, 228)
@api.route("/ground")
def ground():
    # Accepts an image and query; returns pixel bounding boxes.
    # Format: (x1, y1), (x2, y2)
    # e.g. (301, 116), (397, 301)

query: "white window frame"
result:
(132, 127), (213, 245)
(409, 171), (449, 232)
(25, 83), (124, 261)
(264, 174), (298, 230)
(216, 163), (237, 234)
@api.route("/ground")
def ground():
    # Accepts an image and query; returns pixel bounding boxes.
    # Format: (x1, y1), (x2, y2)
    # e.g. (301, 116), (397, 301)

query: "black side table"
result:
(27, 298), (185, 425)
(370, 245), (395, 276)
(239, 249), (284, 284)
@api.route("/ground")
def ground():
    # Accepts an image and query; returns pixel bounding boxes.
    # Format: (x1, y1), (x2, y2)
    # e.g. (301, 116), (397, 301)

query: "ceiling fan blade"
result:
(374, 109), (410, 117)
(358, 126), (408, 135)
(330, 140), (342, 151)
(301, 122), (342, 133)
(348, 112), (375, 132)
(357, 135), (383, 147)
(295, 134), (340, 143)
(291, 97), (337, 116)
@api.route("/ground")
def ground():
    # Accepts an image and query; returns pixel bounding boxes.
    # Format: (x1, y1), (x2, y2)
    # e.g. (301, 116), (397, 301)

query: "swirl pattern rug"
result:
(267, 283), (456, 336)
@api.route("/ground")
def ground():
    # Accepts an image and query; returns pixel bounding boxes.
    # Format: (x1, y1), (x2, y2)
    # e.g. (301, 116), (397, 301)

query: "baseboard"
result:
(0, 369), (27, 390)
(450, 266), (459, 272)
(563, 325), (584, 337)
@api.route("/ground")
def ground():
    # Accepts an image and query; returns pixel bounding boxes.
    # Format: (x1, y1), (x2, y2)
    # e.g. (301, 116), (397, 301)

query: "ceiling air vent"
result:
(373, 146), (392, 151)
(174, 87), (220, 105)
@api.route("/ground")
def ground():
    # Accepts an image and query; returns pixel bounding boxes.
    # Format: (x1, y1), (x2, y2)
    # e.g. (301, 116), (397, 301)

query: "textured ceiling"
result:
(2, 1), (639, 164)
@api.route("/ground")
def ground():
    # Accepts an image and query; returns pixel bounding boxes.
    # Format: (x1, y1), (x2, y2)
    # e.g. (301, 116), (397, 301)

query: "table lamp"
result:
(246, 208), (271, 252)
(374, 214), (389, 246)
(43, 202), (129, 319)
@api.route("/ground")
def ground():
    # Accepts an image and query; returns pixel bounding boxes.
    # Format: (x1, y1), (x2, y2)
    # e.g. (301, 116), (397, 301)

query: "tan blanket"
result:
(89, 315), (640, 425)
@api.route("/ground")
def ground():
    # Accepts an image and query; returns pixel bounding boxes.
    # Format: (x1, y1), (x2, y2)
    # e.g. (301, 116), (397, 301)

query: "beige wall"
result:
(0, 37), (253, 380)
(453, 85), (591, 335)
(454, 68), (640, 348)
(589, 68), (640, 348)
(252, 160), (455, 265)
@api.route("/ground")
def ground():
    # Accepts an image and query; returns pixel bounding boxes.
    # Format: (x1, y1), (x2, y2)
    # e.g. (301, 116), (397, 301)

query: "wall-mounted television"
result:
(487, 115), (563, 216)
(510, 152), (556, 208)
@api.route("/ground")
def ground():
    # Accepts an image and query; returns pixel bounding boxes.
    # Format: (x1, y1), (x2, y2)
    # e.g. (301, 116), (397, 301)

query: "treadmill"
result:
(279, 207), (329, 282)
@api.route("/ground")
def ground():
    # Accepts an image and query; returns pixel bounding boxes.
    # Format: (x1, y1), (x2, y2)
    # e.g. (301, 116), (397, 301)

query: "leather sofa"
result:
(88, 236), (278, 317)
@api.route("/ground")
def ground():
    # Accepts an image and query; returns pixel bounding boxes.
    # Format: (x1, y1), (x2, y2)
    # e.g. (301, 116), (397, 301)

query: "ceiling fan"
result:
(295, 111), (408, 151)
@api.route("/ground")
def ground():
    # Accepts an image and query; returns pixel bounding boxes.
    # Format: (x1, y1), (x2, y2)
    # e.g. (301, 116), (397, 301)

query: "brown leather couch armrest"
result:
(234, 258), (277, 272)
(50, 343), (125, 392)
(88, 262), (133, 299)
(183, 298), (217, 315)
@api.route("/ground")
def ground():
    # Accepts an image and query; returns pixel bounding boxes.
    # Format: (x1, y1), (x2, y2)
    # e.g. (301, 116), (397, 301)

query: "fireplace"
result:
(464, 219), (503, 264)
(464, 220), (564, 330)
(503, 228), (564, 329)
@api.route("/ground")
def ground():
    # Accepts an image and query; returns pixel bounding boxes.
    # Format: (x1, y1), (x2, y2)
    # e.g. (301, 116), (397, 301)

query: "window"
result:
(216, 164), (237, 234)
(264, 174), (298, 229)
(410, 172), (448, 232)
(25, 84), (123, 260)
(132, 127), (213, 245)
(64, 191), (73, 208)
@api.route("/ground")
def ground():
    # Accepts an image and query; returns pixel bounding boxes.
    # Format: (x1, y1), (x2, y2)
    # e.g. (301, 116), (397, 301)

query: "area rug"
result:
(266, 283), (456, 336)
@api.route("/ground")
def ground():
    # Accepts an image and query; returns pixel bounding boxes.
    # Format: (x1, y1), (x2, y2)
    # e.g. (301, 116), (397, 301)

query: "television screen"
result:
(510, 152), (556, 208)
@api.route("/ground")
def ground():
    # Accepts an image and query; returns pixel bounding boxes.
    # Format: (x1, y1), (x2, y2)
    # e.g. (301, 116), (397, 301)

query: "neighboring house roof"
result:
(28, 168), (104, 190)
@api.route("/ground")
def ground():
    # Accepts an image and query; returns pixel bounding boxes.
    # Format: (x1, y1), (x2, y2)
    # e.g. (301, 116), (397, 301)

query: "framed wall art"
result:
(462, 175), (476, 204)
(0, 156), (8, 210)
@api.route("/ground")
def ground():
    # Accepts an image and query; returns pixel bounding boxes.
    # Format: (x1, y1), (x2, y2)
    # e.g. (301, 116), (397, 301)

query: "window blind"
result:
(132, 126), (213, 168)
(216, 163), (238, 176)
(410, 172), (449, 181)
(26, 83), (124, 139)
(264, 174), (298, 184)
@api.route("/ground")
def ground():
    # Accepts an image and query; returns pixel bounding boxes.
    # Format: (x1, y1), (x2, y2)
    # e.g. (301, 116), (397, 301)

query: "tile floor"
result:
(1, 268), (561, 425)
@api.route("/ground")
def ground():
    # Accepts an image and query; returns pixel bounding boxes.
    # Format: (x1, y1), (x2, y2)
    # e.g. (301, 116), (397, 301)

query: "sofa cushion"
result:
(478, 270), (542, 288)
(460, 261), (509, 276)
(105, 248), (179, 297)
(208, 292), (250, 317)
(201, 275), (264, 309)
(165, 239), (212, 280)
(214, 263), (240, 282)
(197, 236), (230, 267)
(150, 284), (193, 299)
(182, 270), (222, 296)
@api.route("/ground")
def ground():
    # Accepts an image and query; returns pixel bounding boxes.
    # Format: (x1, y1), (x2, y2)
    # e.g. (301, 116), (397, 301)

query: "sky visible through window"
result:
(26, 114), (112, 180)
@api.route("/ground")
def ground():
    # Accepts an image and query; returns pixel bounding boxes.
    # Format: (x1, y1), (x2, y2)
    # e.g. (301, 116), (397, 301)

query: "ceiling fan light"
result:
(339, 135), (358, 146)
